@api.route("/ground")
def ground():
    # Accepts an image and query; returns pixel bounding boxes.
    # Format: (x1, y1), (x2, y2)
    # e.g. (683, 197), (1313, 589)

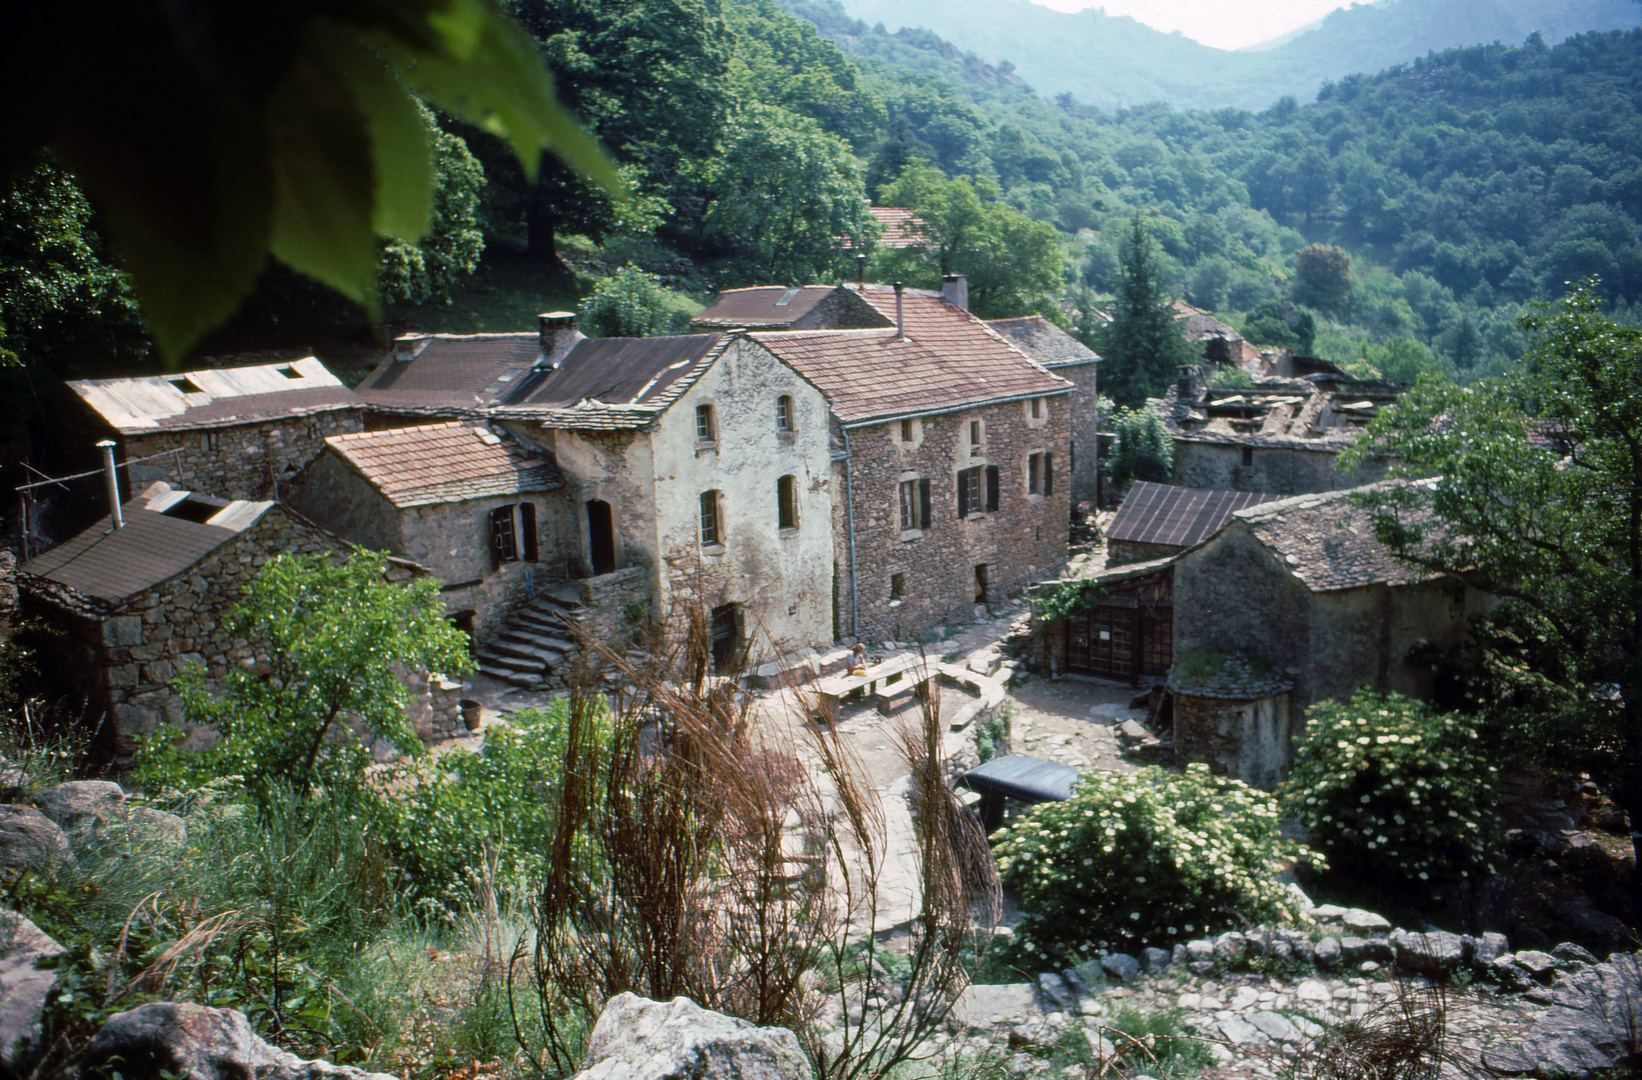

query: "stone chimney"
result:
(391, 334), (429, 361)
(1177, 363), (1206, 404)
(538, 311), (583, 366)
(940, 274), (969, 312)
(893, 283), (905, 340)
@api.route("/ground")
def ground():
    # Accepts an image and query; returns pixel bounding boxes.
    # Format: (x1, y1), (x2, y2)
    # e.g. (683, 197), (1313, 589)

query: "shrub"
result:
(1282, 690), (1500, 902)
(1109, 405), (1174, 487)
(992, 763), (1305, 958)
(579, 264), (685, 337)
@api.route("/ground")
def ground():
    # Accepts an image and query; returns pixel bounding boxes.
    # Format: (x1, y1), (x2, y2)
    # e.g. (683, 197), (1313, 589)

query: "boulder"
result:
(1139, 947), (1171, 974)
(1513, 950), (1559, 984)
(32, 781), (125, 850)
(1099, 953), (1140, 983)
(0, 911), (64, 1070)
(1313, 936), (1341, 969)
(571, 993), (810, 1080)
(1341, 908), (1391, 935)
(1474, 931), (1509, 966)
(1036, 972), (1074, 1010)
(1212, 932), (1247, 965)
(72, 1002), (396, 1080)
(1338, 936), (1393, 966)
(1392, 930), (1469, 973)
(0, 807), (74, 875)
(1551, 941), (1600, 966)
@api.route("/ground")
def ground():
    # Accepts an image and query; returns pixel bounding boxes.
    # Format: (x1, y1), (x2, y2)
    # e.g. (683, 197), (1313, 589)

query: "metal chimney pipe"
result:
(856, 254), (866, 287)
(894, 282), (905, 340)
(97, 439), (124, 529)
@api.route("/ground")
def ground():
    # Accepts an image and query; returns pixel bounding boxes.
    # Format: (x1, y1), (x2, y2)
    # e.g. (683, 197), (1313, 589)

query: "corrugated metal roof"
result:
(1107, 482), (1278, 549)
(324, 422), (565, 508)
(19, 484), (274, 604)
(69, 357), (358, 433)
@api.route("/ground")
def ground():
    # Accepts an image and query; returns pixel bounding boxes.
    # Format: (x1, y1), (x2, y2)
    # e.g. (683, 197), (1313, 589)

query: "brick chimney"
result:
(538, 311), (583, 365)
(940, 274), (969, 312)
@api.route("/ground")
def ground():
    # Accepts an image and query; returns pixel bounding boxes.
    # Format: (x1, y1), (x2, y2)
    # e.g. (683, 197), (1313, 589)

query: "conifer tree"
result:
(1093, 215), (1196, 406)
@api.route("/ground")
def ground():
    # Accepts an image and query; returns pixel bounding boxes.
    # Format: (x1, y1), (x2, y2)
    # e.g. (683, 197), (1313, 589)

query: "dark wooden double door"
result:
(1065, 599), (1172, 684)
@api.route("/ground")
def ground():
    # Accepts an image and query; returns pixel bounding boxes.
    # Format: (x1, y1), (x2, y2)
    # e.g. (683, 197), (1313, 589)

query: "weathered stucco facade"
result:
(835, 396), (1071, 644)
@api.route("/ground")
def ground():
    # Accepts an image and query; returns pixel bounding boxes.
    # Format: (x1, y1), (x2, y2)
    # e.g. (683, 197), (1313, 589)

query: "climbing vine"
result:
(1035, 579), (1107, 623)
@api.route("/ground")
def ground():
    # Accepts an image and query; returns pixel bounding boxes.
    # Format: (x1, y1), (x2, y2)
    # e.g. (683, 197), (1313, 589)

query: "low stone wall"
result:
(575, 565), (651, 655)
(1173, 690), (1295, 790)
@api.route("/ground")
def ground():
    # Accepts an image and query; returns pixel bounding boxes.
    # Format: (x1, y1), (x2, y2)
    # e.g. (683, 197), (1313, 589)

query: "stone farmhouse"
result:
(748, 283), (1073, 643)
(62, 357), (363, 501)
(12, 482), (460, 762)
(985, 315), (1101, 507)
(285, 421), (569, 646)
(1157, 364), (1400, 496)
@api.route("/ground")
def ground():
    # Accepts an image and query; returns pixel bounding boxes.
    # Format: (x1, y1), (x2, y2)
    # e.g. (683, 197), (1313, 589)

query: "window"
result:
(696, 404), (716, 443)
(1241, 446), (1255, 467)
(777, 475), (799, 529)
(490, 505), (518, 568)
(958, 466), (998, 517)
(891, 573), (906, 599)
(900, 418), (914, 442)
(700, 490), (722, 545)
(1030, 397), (1041, 419)
(899, 478), (930, 531)
(776, 395), (794, 432)
(969, 419), (983, 454)
(1028, 452), (1054, 496)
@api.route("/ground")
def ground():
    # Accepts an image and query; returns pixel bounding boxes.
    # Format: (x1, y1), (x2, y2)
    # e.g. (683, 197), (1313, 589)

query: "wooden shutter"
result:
(957, 471), (970, 517)
(521, 502), (538, 562)
(919, 478), (931, 528)
(490, 505), (517, 569)
(985, 465), (1000, 512)
(1044, 453), (1053, 497)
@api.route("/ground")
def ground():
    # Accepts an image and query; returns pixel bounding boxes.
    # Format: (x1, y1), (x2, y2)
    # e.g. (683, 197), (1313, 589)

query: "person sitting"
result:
(847, 642), (868, 676)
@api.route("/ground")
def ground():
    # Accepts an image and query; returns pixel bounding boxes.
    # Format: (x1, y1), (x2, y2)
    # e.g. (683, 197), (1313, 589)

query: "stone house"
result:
(1169, 482), (1483, 783)
(13, 482), (460, 762)
(1104, 481), (1276, 565)
(62, 357), (363, 501)
(986, 315), (1102, 507)
(749, 284), (1073, 643)
(285, 422), (570, 645)
(1023, 555), (1177, 685)
(1158, 365), (1399, 496)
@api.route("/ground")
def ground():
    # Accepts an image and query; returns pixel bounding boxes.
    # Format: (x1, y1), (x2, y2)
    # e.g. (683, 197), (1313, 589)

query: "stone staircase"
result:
(476, 584), (585, 690)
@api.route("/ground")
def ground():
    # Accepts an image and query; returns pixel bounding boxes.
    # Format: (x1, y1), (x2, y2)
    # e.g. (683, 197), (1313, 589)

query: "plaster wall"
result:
(839, 396), (1070, 644)
(651, 340), (834, 651)
(1172, 441), (1387, 496)
(519, 426), (657, 583)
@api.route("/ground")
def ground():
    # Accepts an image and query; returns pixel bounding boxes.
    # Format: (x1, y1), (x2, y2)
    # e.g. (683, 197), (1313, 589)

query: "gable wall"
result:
(652, 340), (835, 651)
(1172, 440), (1387, 496)
(792, 290), (893, 330)
(1054, 363), (1101, 508)
(841, 395), (1069, 644)
(124, 409), (364, 501)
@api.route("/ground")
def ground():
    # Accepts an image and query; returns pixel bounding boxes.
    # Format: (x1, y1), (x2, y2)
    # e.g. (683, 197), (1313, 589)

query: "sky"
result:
(1030, 0), (1366, 50)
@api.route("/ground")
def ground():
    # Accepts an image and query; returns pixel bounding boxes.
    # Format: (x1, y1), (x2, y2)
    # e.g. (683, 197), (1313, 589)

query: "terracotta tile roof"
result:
(19, 484), (273, 605)
(868, 207), (930, 249)
(691, 287), (839, 329)
(987, 316), (1101, 368)
(751, 305), (1071, 426)
(1108, 482), (1278, 548)
(324, 422), (564, 508)
(69, 358), (359, 434)
(356, 333), (542, 413)
(1230, 482), (1438, 591)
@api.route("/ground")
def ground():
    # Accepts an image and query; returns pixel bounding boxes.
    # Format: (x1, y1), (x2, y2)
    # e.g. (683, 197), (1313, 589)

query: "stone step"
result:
(481, 666), (547, 689)
(512, 608), (575, 636)
(476, 647), (543, 674)
(482, 639), (566, 666)
(495, 627), (577, 655)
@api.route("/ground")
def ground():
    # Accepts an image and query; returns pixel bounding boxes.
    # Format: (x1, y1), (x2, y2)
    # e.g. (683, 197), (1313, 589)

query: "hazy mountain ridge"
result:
(829, 0), (1640, 109)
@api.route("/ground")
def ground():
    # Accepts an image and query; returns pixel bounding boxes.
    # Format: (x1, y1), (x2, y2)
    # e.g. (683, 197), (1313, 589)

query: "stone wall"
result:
(838, 398), (1070, 644)
(125, 409), (363, 501)
(1172, 690), (1294, 790)
(1107, 539), (1180, 566)
(1172, 440), (1387, 497)
(792, 289), (892, 330)
(1053, 362), (1101, 508)
(572, 565), (651, 657)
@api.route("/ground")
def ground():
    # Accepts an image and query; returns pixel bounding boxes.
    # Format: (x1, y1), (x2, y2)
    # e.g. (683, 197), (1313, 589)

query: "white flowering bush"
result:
(992, 764), (1306, 957)
(1281, 690), (1499, 901)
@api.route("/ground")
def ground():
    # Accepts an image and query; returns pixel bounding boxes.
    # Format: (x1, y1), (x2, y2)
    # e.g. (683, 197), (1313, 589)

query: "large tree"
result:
(1342, 281), (1642, 875)
(871, 166), (1064, 319)
(1092, 215), (1197, 406)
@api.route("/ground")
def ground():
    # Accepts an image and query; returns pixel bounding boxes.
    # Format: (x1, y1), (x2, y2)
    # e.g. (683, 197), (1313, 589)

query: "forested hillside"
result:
(3, 0), (1639, 390)
(827, 0), (1640, 111)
